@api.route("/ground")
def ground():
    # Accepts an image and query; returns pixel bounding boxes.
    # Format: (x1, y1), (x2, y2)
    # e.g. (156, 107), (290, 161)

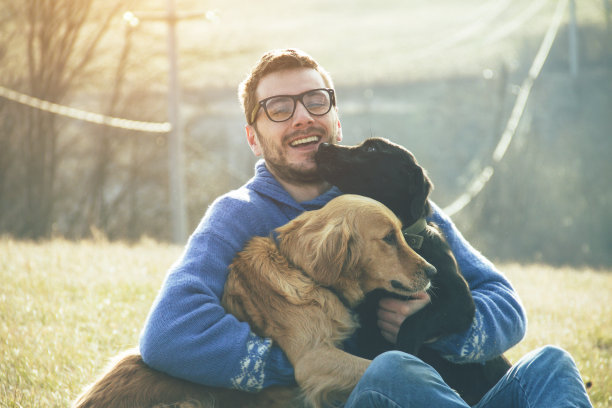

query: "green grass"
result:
(1, 239), (610, 407)
(503, 264), (612, 406)
(0, 238), (181, 407)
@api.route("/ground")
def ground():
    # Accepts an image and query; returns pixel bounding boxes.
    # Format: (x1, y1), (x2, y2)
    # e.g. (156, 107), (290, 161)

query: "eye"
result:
(365, 144), (377, 152)
(383, 231), (397, 245)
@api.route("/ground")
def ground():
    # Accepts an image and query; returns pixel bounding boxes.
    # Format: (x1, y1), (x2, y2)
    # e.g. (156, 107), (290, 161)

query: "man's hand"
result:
(377, 291), (431, 344)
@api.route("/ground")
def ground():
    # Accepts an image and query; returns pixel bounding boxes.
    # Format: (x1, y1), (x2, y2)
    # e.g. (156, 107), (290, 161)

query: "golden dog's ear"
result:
(308, 221), (357, 286)
(278, 216), (361, 287)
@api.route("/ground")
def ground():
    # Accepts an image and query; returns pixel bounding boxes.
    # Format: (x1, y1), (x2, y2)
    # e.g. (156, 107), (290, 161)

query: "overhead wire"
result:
(0, 85), (171, 133)
(442, 0), (569, 216)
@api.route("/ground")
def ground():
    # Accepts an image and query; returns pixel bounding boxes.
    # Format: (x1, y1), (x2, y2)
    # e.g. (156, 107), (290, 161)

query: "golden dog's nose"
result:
(424, 263), (437, 279)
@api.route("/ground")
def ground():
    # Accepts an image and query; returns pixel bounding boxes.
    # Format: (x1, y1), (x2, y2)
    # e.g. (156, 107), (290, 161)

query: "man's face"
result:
(246, 68), (342, 185)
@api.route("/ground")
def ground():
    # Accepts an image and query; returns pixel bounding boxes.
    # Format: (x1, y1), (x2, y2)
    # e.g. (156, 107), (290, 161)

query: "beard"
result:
(257, 125), (339, 185)
(265, 154), (321, 184)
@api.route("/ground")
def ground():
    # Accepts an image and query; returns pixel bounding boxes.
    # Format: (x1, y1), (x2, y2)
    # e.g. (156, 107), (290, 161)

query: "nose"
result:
(292, 101), (314, 126)
(424, 263), (437, 279)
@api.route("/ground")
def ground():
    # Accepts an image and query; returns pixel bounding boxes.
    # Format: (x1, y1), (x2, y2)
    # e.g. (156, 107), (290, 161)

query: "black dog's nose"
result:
(318, 142), (331, 150)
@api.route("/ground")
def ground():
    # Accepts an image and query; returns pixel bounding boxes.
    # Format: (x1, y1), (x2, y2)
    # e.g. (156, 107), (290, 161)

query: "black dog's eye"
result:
(365, 145), (377, 152)
(383, 231), (396, 245)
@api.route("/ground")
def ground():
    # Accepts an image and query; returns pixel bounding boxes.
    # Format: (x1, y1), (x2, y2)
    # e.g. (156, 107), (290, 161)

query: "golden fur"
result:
(73, 194), (434, 408)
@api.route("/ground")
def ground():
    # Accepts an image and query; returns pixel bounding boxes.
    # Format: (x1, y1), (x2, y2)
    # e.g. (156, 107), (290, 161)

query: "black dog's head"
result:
(315, 137), (433, 226)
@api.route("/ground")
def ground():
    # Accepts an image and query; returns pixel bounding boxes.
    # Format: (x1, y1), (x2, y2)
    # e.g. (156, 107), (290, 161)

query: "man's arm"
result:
(423, 202), (527, 362)
(139, 202), (295, 391)
(376, 203), (526, 363)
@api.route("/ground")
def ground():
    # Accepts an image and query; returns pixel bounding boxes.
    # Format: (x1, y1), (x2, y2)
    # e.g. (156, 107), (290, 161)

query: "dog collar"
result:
(402, 218), (427, 249)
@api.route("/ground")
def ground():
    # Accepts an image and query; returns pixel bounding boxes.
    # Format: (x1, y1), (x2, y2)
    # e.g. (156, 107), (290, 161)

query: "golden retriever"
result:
(73, 194), (436, 408)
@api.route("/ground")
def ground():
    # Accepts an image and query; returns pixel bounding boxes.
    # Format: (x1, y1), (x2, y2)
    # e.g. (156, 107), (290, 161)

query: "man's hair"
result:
(238, 48), (335, 125)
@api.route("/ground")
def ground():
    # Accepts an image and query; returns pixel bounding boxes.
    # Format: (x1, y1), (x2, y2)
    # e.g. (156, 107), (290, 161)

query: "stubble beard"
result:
(260, 126), (338, 186)
(265, 154), (320, 185)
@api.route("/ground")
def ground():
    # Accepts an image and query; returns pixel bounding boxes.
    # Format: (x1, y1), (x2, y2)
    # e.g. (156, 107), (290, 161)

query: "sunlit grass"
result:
(0, 238), (181, 407)
(1, 239), (610, 406)
(504, 263), (612, 406)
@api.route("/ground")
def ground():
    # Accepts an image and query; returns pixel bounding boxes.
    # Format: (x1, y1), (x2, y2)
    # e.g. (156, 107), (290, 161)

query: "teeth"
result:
(290, 136), (319, 147)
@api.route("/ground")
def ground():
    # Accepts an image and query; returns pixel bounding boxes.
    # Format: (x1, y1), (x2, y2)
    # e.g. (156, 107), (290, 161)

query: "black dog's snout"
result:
(318, 142), (331, 150)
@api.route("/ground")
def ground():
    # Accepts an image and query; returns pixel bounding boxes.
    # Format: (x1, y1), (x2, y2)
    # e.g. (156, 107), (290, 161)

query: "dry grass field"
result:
(0, 238), (610, 407)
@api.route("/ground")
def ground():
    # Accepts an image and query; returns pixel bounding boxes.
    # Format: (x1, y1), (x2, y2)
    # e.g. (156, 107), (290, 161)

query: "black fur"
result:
(315, 137), (511, 405)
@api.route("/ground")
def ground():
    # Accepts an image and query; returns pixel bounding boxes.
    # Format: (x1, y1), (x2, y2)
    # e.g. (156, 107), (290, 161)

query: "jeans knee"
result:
(367, 351), (437, 385)
(346, 351), (466, 407)
(516, 345), (582, 388)
(370, 351), (420, 371)
(532, 345), (576, 371)
(370, 350), (415, 366)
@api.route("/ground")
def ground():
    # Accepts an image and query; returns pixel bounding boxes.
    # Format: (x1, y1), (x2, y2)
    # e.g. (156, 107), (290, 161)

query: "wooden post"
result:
(166, 0), (188, 243)
(605, 0), (611, 33)
(568, 0), (579, 78)
(126, 6), (215, 243)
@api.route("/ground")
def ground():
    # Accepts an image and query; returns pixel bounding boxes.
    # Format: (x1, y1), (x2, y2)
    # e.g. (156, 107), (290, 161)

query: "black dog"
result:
(315, 137), (511, 405)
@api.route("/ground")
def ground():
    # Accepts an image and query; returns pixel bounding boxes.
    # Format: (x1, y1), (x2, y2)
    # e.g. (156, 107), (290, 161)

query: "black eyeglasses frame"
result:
(250, 88), (336, 124)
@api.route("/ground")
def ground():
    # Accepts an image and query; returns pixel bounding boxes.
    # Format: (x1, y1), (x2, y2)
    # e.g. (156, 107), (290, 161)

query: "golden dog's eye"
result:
(383, 231), (396, 245)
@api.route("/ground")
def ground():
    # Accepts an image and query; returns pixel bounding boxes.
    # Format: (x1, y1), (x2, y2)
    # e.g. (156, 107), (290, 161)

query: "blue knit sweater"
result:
(139, 160), (526, 391)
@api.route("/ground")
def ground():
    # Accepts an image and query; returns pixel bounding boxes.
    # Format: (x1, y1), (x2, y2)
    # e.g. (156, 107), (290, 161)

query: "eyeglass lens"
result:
(263, 89), (332, 122)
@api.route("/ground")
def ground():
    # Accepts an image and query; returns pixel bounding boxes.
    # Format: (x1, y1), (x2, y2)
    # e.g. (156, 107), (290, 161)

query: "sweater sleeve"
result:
(424, 202), (527, 363)
(139, 200), (295, 391)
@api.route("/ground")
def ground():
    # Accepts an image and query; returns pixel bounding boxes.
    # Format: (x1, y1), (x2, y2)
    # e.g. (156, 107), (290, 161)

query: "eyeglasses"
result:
(250, 88), (335, 124)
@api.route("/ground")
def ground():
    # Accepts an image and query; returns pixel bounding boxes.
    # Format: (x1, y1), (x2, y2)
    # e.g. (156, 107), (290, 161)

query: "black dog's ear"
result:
(410, 166), (433, 220)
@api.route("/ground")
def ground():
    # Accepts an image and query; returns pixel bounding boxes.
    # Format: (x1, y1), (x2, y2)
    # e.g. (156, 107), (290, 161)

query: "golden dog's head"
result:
(277, 194), (436, 307)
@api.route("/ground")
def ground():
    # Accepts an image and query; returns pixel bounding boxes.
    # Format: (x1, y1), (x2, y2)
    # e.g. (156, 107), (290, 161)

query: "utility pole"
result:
(124, 4), (217, 244)
(165, 0), (187, 244)
(605, 0), (611, 33)
(568, 0), (579, 78)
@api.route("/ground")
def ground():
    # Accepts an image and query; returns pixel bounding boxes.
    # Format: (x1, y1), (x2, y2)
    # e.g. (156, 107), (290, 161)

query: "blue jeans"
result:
(345, 346), (592, 407)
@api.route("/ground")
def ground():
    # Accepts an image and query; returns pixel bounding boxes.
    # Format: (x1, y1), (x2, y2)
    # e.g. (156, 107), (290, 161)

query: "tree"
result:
(0, 0), (130, 238)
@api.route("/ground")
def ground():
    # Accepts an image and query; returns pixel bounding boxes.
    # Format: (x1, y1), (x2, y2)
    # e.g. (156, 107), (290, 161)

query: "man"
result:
(140, 48), (592, 407)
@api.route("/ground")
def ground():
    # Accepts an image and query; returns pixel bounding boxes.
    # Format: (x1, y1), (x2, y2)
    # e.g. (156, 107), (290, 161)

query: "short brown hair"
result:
(238, 48), (335, 124)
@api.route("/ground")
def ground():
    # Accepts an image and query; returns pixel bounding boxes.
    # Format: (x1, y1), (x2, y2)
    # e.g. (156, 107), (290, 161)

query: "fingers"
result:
(379, 321), (399, 344)
(377, 303), (408, 326)
(378, 292), (431, 316)
(376, 292), (432, 344)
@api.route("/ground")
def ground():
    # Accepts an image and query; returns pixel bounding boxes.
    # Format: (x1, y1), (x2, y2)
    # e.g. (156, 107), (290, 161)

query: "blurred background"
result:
(1, 0), (610, 267)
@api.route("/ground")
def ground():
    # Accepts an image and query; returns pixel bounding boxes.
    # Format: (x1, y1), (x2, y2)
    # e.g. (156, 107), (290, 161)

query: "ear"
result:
(279, 217), (360, 287)
(335, 117), (343, 143)
(245, 124), (262, 156)
(307, 221), (356, 286)
(410, 166), (434, 220)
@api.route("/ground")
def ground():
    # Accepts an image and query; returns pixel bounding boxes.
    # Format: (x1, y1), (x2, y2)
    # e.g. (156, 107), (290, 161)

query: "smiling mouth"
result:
(290, 136), (320, 147)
